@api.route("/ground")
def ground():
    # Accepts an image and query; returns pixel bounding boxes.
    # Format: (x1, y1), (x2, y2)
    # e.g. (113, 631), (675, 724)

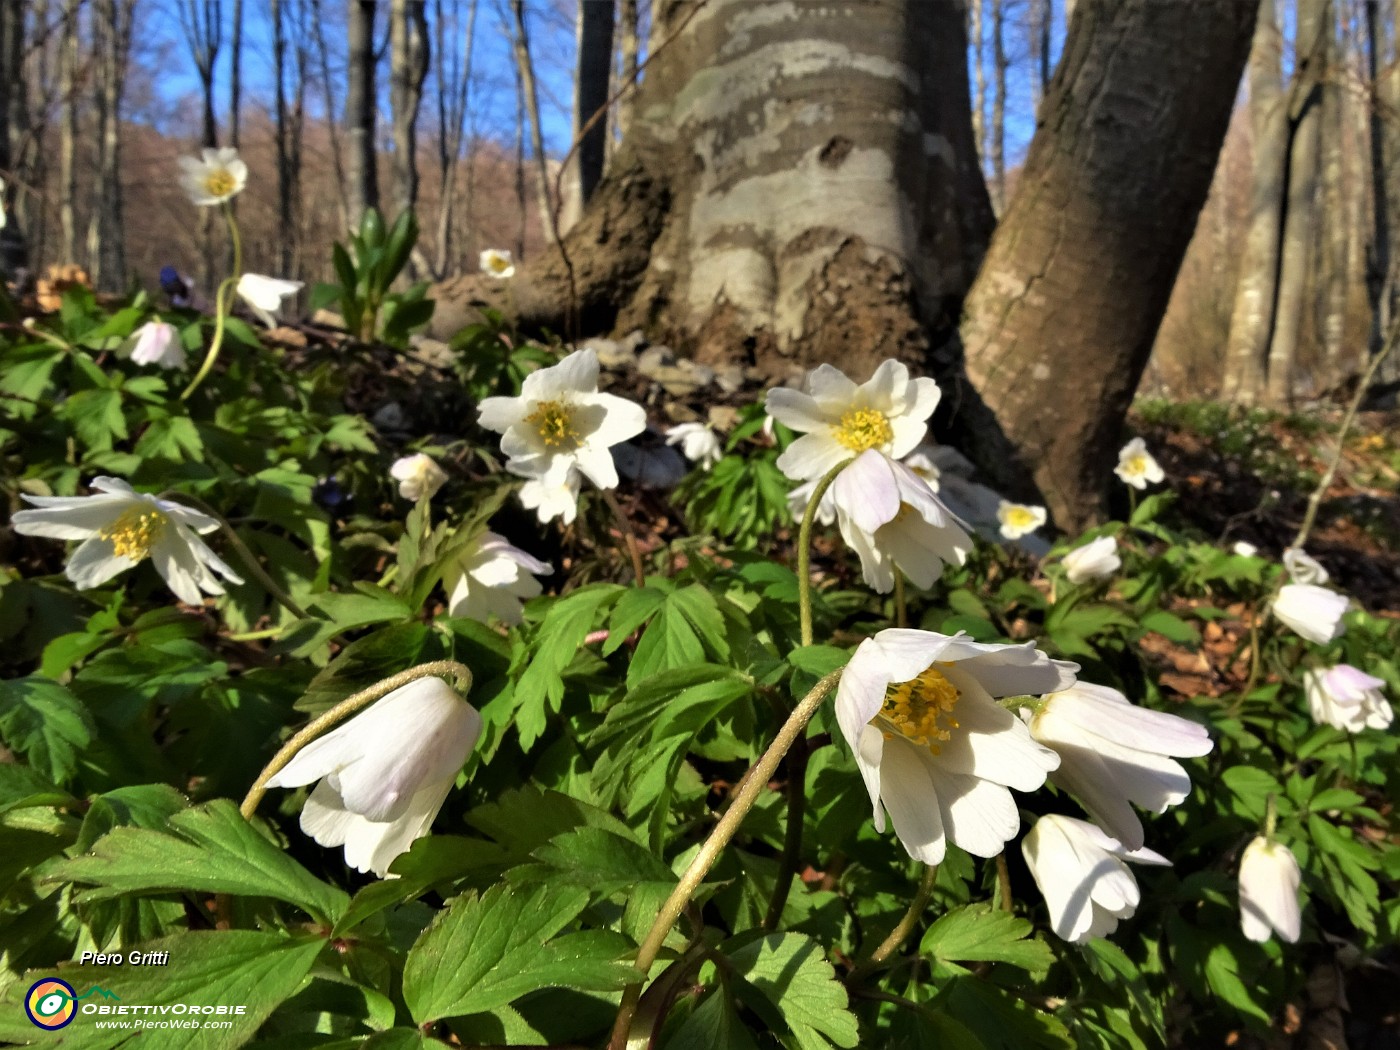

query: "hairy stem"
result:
(602, 488), (646, 585)
(797, 461), (851, 647)
(606, 669), (842, 1050)
(848, 863), (938, 981)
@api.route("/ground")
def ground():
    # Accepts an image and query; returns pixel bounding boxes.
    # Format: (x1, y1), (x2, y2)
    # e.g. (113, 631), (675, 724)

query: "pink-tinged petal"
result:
(832, 450), (902, 535)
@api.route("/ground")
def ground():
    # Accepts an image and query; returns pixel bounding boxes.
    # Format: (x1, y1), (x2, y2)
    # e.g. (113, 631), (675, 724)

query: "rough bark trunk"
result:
(1222, 0), (1286, 405)
(273, 0), (298, 278)
(1265, 0), (1328, 406)
(508, 0), (554, 243)
(971, 0), (985, 171)
(1365, 0), (1397, 378)
(432, 0), (995, 380)
(389, 0), (428, 222)
(58, 0), (78, 264)
(616, 0), (640, 141)
(346, 0), (379, 229)
(575, 0), (615, 207)
(957, 0), (1255, 529)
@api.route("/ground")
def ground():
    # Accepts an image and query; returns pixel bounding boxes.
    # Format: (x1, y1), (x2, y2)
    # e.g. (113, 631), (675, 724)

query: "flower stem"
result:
(606, 668), (842, 1050)
(797, 461), (851, 647)
(1291, 321), (1398, 552)
(893, 571), (908, 629)
(239, 660), (473, 821)
(601, 488), (646, 585)
(995, 853), (1013, 912)
(159, 491), (310, 620)
(763, 728), (810, 930)
(180, 275), (239, 401)
(848, 863), (938, 981)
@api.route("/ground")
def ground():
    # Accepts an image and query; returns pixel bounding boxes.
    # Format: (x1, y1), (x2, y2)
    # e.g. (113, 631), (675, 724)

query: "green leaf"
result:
(0, 931), (324, 1049)
(665, 988), (761, 1050)
(403, 883), (637, 1024)
(526, 826), (677, 894)
(0, 764), (76, 816)
(920, 904), (1055, 977)
(726, 932), (859, 1050)
(0, 676), (96, 784)
(1137, 609), (1200, 645)
(628, 584), (731, 686)
(47, 799), (349, 924)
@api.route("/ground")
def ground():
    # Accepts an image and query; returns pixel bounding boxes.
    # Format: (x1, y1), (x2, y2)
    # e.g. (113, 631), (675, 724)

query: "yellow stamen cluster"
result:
(1004, 506), (1038, 529)
(487, 256), (510, 274)
(203, 169), (237, 198)
(99, 508), (167, 562)
(1122, 454), (1149, 477)
(526, 400), (581, 449)
(833, 407), (893, 453)
(878, 665), (962, 753)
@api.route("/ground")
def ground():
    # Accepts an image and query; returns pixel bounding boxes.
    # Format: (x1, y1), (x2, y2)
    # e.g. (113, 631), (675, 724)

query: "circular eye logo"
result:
(25, 978), (77, 1030)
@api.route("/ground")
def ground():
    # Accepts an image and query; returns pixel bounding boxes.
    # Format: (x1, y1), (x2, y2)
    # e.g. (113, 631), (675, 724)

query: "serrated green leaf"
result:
(403, 883), (637, 1023)
(921, 904), (1055, 976)
(726, 932), (859, 1050)
(0, 676), (96, 784)
(47, 799), (348, 924)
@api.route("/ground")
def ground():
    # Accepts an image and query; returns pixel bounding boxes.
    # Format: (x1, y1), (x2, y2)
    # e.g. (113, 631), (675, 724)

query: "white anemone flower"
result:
(122, 321), (186, 369)
(479, 248), (515, 279)
(445, 531), (551, 626)
(666, 422), (723, 471)
(477, 348), (646, 492)
(237, 273), (303, 328)
(836, 629), (1077, 865)
(1022, 815), (1170, 944)
(516, 463), (585, 526)
(10, 477), (243, 605)
(1061, 535), (1121, 585)
(389, 453), (448, 502)
(1283, 547), (1329, 586)
(265, 677), (481, 878)
(1023, 682), (1212, 851)
(830, 449), (973, 593)
(1113, 437), (1164, 490)
(901, 444), (943, 491)
(177, 147), (249, 206)
(1273, 583), (1349, 644)
(1232, 541), (1259, 558)
(765, 361), (941, 482)
(997, 500), (1046, 540)
(787, 475), (838, 527)
(1304, 665), (1393, 733)
(1239, 836), (1302, 943)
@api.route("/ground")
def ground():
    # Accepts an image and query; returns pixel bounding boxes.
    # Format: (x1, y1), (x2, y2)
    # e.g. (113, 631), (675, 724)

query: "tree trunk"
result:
(616, 0), (639, 140)
(1222, 0), (1286, 404)
(433, 0), (994, 377)
(1318, 5), (1349, 387)
(389, 0), (428, 222)
(971, 0), (985, 170)
(311, 0), (348, 233)
(432, 0), (477, 278)
(346, 0), (379, 229)
(1038, 0), (1052, 97)
(575, 0), (614, 208)
(1265, 0), (1328, 406)
(990, 0), (1006, 213)
(508, 0), (554, 243)
(229, 0), (242, 148)
(273, 0), (296, 277)
(58, 0), (79, 265)
(87, 0), (131, 292)
(1365, 0), (1398, 381)
(958, 0), (1255, 529)
(0, 0), (26, 276)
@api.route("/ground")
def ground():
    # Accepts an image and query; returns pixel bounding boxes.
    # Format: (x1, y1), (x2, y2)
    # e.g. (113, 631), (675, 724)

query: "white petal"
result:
(64, 536), (136, 590)
(878, 738), (947, 864)
(775, 432), (850, 482)
(927, 768), (1020, 859)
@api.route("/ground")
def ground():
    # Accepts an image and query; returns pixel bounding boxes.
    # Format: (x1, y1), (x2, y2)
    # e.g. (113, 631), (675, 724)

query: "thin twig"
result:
(602, 489), (646, 585)
(847, 863), (939, 982)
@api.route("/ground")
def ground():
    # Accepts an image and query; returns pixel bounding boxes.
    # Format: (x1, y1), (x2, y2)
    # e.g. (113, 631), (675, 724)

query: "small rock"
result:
(585, 337), (632, 370)
(715, 364), (745, 394)
(311, 308), (346, 329)
(653, 365), (700, 397)
(637, 345), (678, 377)
(681, 361), (716, 388)
(414, 338), (456, 368)
(621, 329), (649, 354)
